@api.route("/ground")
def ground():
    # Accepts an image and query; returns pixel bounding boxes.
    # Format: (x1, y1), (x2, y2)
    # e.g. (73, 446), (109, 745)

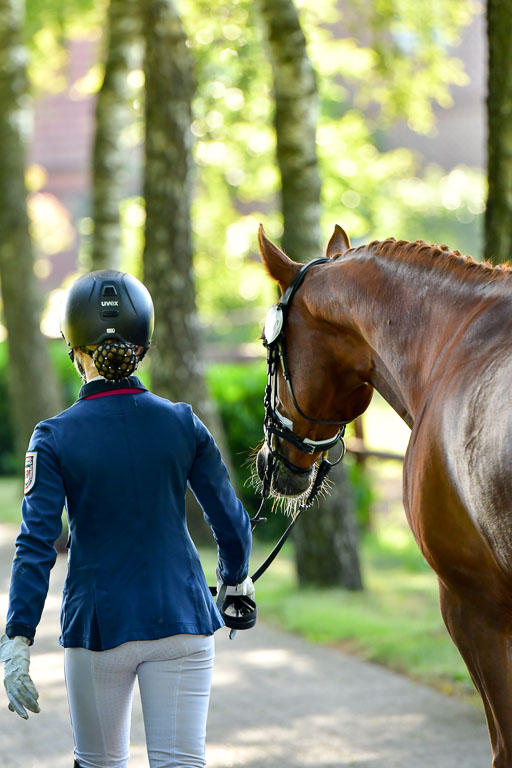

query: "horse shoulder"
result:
(402, 369), (512, 608)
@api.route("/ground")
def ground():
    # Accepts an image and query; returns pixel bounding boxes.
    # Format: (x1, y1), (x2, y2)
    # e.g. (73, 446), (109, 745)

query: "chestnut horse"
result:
(257, 223), (512, 768)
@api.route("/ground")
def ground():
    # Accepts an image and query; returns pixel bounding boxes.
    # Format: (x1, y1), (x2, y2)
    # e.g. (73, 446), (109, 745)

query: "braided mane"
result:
(346, 238), (512, 282)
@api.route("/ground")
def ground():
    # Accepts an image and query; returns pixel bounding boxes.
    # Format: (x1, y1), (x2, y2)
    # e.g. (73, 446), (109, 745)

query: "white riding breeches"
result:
(64, 634), (215, 768)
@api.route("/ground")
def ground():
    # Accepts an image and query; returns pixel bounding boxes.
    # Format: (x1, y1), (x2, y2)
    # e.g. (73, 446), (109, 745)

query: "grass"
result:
(0, 475), (22, 524)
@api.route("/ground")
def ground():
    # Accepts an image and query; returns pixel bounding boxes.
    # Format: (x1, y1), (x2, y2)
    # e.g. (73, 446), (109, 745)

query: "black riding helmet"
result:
(62, 269), (154, 351)
(61, 270), (154, 381)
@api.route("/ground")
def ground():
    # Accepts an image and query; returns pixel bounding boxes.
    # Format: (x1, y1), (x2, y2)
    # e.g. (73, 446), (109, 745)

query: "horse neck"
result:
(315, 245), (500, 424)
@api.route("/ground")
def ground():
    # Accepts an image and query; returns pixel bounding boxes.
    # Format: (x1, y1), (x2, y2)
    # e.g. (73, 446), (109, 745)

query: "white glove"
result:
(216, 570), (255, 601)
(0, 634), (40, 719)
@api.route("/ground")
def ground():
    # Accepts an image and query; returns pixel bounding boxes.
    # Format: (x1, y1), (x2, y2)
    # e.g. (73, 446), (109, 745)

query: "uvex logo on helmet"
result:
(101, 300), (119, 307)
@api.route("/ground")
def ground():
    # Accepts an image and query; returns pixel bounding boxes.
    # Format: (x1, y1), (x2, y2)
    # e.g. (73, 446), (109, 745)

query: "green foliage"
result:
(318, 110), (485, 250)
(0, 475), (23, 523)
(323, 0), (476, 134)
(206, 361), (267, 468)
(182, 0), (279, 326)
(177, 0), (484, 329)
(25, 0), (100, 94)
(22, 0), (484, 331)
(205, 361), (289, 539)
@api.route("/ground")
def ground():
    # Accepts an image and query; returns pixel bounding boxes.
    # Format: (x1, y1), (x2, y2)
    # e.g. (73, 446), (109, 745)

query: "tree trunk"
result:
(485, 0), (512, 265)
(258, 0), (364, 589)
(0, 0), (62, 461)
(294, 462), (363, 589)
(257, 0), (322, 263)
(141, 0), (233, 544)
(91, 0), (140, 271)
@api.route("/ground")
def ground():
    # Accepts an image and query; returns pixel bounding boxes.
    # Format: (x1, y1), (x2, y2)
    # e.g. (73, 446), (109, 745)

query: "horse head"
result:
(256, 224), (374, 500)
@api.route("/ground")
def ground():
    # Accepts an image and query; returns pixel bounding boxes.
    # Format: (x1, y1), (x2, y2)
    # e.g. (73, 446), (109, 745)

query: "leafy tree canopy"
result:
(23, 0), (485, 340)
(25, 0), (98, 92)
(181, 0), (483, 329)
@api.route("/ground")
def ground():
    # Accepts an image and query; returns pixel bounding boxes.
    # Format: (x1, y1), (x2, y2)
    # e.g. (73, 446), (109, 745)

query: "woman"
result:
(0, 269), (253, 768)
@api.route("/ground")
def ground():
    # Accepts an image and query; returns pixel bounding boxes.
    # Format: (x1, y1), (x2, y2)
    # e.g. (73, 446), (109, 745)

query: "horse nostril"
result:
(256, 444), (314, 497)
(273, 463), (313, 496)
(256, 446), (269, 482)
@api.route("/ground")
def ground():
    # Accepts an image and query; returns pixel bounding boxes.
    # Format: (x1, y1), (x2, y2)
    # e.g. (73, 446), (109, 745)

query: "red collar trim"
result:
(84, 388), (145, 400)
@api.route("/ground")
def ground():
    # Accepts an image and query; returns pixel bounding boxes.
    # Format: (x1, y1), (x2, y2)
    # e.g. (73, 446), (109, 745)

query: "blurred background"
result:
(0, 0), (505, 697)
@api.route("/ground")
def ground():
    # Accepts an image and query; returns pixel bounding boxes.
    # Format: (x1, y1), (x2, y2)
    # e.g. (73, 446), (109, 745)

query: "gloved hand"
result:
(216, 569), (255, 601)
(0, 634), (40, 719)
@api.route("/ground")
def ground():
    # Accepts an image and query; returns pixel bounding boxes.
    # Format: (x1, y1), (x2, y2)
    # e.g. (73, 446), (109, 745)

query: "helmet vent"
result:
(100, 283), (120, 318)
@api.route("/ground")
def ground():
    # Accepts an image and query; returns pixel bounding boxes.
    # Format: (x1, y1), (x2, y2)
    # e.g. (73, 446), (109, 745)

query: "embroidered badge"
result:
(24, 452), (37, 494)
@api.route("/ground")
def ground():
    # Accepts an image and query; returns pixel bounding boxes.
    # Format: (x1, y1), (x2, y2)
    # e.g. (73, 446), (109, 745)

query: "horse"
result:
(256, 223), (512, 768)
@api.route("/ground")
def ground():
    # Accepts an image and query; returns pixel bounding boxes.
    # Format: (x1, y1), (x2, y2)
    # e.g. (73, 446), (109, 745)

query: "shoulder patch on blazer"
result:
(24, 452), (37, 494)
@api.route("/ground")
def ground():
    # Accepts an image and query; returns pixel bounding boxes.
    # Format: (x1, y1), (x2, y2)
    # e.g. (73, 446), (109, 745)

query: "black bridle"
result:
(261, 258), (349, 491)
(216, 258), (351, 639)
(248, 258), (351, 584)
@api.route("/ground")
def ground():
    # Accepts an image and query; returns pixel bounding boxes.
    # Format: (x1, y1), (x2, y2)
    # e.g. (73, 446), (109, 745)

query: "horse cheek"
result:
(345, 383), (373, 421)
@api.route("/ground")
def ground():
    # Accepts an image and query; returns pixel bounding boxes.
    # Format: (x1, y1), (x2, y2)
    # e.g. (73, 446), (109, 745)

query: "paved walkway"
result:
(0, 523), (492, 768)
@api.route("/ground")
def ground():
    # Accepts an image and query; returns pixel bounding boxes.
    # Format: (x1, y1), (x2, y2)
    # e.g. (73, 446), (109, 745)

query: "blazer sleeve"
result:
(5, 423), (65, 642)
(187, 411), (251, 585)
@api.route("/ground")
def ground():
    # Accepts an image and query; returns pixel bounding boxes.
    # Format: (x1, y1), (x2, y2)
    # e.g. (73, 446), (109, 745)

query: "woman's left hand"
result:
(0, 634), (41, 719)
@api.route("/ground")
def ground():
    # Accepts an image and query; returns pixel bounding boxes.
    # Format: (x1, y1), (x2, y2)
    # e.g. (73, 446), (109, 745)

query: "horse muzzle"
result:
(256, 443), (315, 497)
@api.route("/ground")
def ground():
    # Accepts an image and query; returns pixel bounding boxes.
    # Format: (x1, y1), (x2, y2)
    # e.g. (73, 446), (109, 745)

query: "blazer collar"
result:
(77, 376), (148, 401)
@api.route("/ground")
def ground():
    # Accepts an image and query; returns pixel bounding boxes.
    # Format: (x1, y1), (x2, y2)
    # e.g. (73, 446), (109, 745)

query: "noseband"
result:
(261, 258), (349, 504)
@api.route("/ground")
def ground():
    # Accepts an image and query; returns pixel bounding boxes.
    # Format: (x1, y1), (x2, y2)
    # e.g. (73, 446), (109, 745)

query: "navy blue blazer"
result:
(5, 377), (252, 651)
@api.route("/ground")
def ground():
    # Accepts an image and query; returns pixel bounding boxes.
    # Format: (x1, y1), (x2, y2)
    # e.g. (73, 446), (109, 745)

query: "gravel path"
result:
(0, 523), (492, 768)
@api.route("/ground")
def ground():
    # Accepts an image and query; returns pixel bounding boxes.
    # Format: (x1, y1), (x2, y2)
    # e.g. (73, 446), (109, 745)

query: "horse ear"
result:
(326, 224), (351, 259)
(258, 224), (301, 292)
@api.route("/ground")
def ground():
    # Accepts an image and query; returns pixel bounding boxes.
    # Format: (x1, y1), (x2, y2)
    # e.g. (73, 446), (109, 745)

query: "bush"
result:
(206, 360), (290, 541)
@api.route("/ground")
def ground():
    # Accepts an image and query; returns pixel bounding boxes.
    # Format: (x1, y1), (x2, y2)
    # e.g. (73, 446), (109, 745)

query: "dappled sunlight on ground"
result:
(243, 647), (315, 676)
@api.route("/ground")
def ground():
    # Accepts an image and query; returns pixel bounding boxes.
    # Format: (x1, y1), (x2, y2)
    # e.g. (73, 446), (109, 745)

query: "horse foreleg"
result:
(439, 581), (512, 767)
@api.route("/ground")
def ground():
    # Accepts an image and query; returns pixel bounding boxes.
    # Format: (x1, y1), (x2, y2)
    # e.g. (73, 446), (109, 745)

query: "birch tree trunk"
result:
(0, 0), (62, 461)
(258, 0), (363, 589)
(485, 0), (512, 265)
(91, 0), (140, 271)
(257, 0), (322, 263)
(142, 0), (234, 543)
